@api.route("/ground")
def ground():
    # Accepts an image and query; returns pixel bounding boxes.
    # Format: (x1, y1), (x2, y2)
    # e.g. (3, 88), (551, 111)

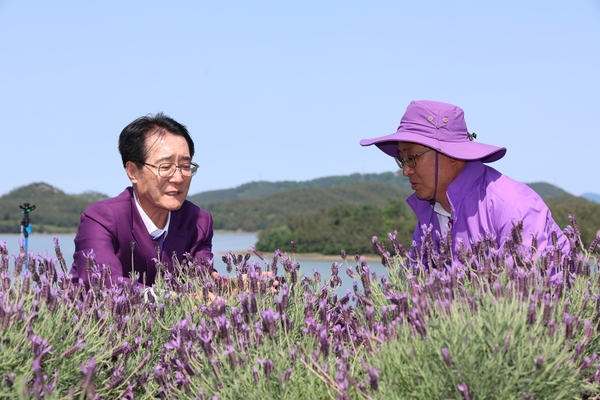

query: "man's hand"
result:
(211, 271), (280, 294)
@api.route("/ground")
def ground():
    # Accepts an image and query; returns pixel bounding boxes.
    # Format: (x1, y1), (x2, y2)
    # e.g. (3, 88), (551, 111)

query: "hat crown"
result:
(359, 99), (506, 163)
(399, 100), (468, 144)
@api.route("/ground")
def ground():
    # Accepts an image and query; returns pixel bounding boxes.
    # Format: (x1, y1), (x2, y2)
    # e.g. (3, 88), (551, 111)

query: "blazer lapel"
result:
(165, 208), (189, 265)
(128, 192), (158, 283)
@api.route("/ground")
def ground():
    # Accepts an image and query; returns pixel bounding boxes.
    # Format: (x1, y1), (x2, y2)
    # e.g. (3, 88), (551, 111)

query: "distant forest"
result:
(1, 174), (599, 256)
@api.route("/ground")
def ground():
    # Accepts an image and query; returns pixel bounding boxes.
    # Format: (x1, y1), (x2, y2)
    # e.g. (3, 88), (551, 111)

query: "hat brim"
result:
(360, 131), (506, 163)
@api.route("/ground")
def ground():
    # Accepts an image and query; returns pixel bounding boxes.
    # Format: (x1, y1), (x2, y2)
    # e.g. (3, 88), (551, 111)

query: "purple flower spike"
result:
(313, 269), (321, 283)
(458, 382), (472, 400)
(259, 358), (275, 378)
(564, 313), (574, 340)
(580, 356), (594, 371)
(441, 348), (453, 367)
(79, 358), (96, 398)
(260, 308), (279, 339)
(362, 361), (379, 391)
(548, 318), (556, 337)
(31, 359), (45, 394)
(536, 356), (543, 370)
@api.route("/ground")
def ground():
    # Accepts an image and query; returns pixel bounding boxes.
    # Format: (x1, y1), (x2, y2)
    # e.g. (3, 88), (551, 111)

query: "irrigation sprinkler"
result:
(19, 202), (36, 269)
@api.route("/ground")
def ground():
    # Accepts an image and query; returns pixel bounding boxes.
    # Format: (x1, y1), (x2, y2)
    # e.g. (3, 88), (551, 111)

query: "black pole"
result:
(19, 203), (36, 268)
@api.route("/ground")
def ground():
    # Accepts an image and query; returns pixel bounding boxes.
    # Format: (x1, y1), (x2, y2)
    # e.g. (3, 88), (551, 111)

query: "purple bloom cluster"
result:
(0, 219), (600, 398)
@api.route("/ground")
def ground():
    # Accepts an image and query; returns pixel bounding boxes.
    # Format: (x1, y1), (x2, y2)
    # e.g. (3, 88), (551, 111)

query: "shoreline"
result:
(3, 232), (382, 262)
(214, 249), (380, 262)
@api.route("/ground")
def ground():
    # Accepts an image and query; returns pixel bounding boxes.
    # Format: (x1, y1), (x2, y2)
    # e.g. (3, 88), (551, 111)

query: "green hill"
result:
(256, 199), (417, 256)
(582, 193), (600, 204)
(0, 183), (107, 234)
(188, 172), (412, 205)
(526, 182), (572, 199)
(254, 189), (600, 256)
(1, 176), (599, 251)
(202, 181), (413, 231)
(545, 195), (600, 246)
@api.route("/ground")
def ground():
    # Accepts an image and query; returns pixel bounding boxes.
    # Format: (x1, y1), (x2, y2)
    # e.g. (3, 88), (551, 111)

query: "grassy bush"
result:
(1, 223), (600, 399)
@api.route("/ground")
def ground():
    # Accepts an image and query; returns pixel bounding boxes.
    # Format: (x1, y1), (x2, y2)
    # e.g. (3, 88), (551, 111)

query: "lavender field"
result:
(1, 220), (600, 399)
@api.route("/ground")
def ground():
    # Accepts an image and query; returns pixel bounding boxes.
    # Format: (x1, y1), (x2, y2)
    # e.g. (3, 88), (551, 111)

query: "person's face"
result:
(126, 130), (193, 224)
(397, 142), (438, 201)
(397, 142), (458, 205)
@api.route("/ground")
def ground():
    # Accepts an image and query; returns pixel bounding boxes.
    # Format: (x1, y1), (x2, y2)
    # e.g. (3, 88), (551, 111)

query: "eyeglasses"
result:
(395, 148), (433, 169)
(138, 161), (199, 178)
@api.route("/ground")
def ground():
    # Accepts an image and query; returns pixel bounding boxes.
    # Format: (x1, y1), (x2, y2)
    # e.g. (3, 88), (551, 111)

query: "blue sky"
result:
(1, 1), (599, 198)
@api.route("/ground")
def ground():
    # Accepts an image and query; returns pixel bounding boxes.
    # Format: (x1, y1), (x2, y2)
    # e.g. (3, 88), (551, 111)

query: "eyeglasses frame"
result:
(136, 161), (199, 178)
(395, 148), (434, 169)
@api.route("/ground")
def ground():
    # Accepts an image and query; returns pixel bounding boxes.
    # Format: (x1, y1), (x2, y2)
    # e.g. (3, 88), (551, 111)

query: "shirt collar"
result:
(433, 202), (451, 218)
(133, 191), (171, 240)
(433, 202), (452, 236)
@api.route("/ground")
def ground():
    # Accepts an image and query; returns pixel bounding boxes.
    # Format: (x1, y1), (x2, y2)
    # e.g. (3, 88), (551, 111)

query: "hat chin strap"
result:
(429, 151), (438, 206)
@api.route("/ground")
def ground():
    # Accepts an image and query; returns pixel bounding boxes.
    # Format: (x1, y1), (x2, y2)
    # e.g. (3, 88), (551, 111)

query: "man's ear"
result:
(125, 161), (139, 184)
(449, 157), (468, 171)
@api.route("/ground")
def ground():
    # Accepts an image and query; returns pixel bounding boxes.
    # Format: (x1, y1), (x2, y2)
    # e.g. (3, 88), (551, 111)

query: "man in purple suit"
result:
(71, 112), (217, 289)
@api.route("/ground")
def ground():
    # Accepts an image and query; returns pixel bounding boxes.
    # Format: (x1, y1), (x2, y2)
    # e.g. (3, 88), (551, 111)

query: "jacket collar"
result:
(406, 161), (486, 219)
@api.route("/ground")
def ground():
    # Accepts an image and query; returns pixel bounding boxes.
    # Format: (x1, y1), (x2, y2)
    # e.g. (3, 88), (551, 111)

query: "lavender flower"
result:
(580, 356), (595, 371)
(260, 308), (279, 339)
(548, 318), (556, 337)
(568, 214), (581, 240)
(587, 230), (600, 253)
(249, 246), (265, 261)
(441, 348), (453, 367)
(527, 298), (536, 325)
(60, 338), (86, 359)
(536, 356), (543, 370)
(79, 358), (96, 398)
(313, 269), (321, 283)
(257, 358), (275, 379)
(564, 313), (574, 340)
(582, 319), (594, 344)
(361, 361), (380, 391)
(220, 345), (237, 368)
(221, 254), (233, 273)
(106, 365), (126, 390)
(458, 382), (472, 400)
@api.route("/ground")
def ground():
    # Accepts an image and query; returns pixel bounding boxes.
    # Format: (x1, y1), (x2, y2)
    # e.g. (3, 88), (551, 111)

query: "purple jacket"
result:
(70, 187), (214, 288)
(407, 161), (567, 266)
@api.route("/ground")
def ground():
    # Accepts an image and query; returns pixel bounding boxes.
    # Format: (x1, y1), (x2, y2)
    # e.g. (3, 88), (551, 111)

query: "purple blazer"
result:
(70, 187), (214, 288)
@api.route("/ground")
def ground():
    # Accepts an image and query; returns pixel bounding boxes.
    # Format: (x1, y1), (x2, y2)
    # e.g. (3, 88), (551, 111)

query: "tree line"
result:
(1, 178), (599, 256)
(255, 200), (416, 256)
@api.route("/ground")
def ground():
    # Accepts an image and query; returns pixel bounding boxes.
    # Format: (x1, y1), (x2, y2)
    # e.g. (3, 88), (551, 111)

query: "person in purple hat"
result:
(361, 100), (568, 268)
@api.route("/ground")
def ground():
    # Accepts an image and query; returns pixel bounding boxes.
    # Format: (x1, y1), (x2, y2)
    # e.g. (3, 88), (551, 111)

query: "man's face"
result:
(127, 131), (193, 223)
(397, 142), (439, 201)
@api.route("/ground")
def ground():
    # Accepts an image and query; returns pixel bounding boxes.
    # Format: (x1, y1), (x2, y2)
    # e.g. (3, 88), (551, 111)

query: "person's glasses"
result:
(395, 148), (433, 169)
(139, 162), (199, 178)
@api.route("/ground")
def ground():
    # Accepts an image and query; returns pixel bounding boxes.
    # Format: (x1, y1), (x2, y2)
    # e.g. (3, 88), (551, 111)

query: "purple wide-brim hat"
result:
(360, 100), (506, 163)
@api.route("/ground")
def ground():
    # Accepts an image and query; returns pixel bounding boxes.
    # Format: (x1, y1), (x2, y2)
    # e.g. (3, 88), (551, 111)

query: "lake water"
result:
(0, 232), (389, 295)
